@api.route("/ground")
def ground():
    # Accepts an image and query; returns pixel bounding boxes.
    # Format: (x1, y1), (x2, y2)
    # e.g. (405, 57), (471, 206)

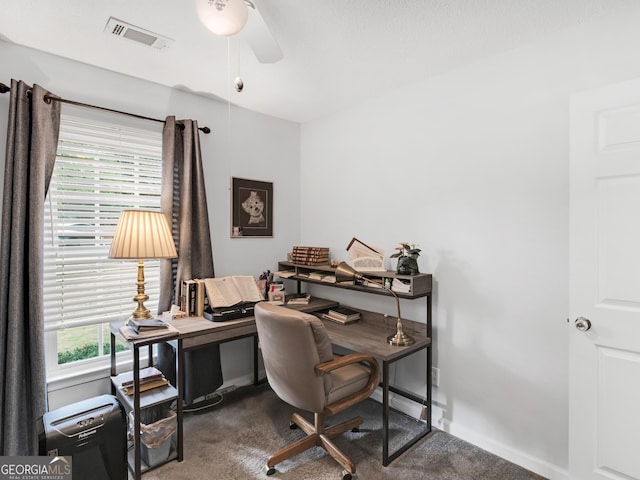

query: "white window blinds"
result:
(43, 114), (164, 332)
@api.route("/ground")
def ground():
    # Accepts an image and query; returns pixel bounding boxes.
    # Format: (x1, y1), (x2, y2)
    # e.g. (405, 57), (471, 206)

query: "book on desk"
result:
(286, 293), (311, 305)
(118, 321), (178, 341)
(203, 302), (257, 322)
(322, 306), (361, 324)
(202, 276), (264, 322)
(129, 318), (170, 334)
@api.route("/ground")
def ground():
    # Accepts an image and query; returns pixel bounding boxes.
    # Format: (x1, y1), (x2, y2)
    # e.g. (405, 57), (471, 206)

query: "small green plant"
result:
(58, 342), (126, 365)
(390, 242), (421, 260)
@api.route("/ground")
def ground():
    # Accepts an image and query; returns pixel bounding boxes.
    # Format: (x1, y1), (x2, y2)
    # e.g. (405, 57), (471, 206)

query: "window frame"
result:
(43, 109), (164, 380)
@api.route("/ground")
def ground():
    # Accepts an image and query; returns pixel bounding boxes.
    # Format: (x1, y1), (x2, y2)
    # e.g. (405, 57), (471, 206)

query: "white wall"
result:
(299, 5), (640, 479)
(0, 40), (301, 407)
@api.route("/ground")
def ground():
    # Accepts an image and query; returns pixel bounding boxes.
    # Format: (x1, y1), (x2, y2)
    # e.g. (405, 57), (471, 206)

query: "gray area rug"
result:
(143, 384), (546, 480)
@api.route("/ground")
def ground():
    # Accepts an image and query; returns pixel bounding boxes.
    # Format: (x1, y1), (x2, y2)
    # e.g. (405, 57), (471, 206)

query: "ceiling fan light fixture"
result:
(195, 0), (248, 36)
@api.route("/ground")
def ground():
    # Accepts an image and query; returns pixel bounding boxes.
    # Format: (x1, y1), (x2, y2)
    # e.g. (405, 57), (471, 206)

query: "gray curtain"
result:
(159, 116), (215, 312)
(0, 80), (61, 455)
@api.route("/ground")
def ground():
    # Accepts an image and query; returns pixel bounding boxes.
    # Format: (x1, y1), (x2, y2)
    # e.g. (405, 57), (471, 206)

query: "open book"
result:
(203, 276), (264, 308)
(346, 237), (385, 271)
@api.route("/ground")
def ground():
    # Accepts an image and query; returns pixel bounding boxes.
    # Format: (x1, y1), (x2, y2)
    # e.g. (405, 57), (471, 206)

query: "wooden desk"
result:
(168, 297), (430, 466)
(321, 309), (431, 466)
(109, 296), (430, 471)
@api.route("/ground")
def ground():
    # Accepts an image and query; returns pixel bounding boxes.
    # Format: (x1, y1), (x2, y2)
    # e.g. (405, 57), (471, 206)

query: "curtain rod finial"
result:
(0, 83), (10, 94)
(200, 126), (211, 134)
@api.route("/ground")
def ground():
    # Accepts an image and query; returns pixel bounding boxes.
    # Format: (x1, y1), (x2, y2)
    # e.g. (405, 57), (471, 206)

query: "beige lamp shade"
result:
(109, 210), (176, 320)
(109, 210), (177, 260)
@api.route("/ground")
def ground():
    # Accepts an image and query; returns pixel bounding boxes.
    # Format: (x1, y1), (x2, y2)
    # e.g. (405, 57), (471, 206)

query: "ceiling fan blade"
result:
(242, 0), (283, 64)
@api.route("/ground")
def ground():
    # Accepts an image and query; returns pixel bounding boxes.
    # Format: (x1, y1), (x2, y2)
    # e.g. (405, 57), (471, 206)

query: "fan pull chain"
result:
(227, 36), (231, 136)
(235, 42), (243, 92)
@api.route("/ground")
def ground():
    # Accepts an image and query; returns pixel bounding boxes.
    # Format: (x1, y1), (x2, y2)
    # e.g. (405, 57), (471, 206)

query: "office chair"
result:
(254, 302), (379, 480)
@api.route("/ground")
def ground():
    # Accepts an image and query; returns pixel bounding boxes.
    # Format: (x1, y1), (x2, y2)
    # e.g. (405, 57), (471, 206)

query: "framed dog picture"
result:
(231, 177), (273, 237)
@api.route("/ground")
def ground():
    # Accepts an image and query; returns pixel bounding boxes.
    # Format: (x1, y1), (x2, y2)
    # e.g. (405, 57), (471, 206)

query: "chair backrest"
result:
(254, 302), (334, 413)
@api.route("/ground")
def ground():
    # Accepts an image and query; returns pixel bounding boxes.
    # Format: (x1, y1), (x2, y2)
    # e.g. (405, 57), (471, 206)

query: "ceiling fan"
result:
(195, 0), (283, 64)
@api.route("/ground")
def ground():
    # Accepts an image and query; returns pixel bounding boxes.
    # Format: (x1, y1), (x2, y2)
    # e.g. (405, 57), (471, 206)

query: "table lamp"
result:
(334, 262), (414, 346)
(109, 210), (177, 320)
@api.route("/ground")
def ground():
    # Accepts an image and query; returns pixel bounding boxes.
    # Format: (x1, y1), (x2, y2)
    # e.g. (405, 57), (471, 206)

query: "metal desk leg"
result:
(110, 333), (116, 379)
(176, 338), (184, 462)
(383, 347), (433, 466)
(133, 346), (141, 480)
(253, 334), (259, 385)
(382, 360), (390, 466)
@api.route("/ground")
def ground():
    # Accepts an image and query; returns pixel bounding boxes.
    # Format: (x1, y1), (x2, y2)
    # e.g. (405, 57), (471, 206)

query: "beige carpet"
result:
(141, 384), (546, 480)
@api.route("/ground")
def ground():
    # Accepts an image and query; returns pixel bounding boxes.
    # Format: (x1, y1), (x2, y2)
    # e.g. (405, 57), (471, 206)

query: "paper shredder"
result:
(37, 394), (127, 480)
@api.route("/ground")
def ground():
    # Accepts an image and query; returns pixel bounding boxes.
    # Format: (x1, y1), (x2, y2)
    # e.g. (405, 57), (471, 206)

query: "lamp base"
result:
(128, 259), (153, 320)
(387, 332), (415, 347)
(130, 306), (152, 320)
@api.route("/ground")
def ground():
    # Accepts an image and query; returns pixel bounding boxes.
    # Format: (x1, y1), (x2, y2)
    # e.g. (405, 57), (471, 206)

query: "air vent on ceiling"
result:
(104, 17), (174, 52)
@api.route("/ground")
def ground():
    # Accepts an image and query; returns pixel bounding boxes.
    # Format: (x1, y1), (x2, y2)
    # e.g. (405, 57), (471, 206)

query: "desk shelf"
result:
(277, 261), (432, 299)
(109, 324), (183, 480)
(111, 378), (179, 411)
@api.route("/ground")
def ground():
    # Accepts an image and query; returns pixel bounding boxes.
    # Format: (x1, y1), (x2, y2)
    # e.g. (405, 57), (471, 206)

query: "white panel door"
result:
(569, 78), (640, 480)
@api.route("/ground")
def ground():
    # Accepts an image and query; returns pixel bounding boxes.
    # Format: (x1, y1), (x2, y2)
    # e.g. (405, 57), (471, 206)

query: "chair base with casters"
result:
(255, 302), (380, 480)
(266, 411), (362, 479)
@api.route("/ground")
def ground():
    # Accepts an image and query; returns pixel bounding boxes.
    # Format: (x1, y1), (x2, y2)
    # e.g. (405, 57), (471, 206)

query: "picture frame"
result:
(231, 177), (273, 237)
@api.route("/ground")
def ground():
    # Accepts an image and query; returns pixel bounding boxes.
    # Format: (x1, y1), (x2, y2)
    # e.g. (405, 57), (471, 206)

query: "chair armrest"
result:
(314, 353), (377, 375)
(315, 353), (380, 416)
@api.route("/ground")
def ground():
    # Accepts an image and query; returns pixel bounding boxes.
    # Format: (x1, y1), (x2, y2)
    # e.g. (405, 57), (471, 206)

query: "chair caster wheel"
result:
(289, 422), (298, 430)
(351, 426), (359, 432)
(342, 471), (353, 480)
(266, 466), (276, 476)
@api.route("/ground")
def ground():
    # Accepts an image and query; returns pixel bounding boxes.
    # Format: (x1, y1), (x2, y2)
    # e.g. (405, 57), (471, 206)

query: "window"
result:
(43, 113), (163, 378)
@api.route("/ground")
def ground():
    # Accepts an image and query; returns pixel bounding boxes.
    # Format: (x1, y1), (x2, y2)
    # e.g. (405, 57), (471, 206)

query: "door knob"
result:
(575, 317), (592, 332)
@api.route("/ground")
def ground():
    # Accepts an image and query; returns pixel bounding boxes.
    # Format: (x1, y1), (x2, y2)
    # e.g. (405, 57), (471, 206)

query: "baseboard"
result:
(219, 373), (257, 392)
(369, 387), (426, 419)
(439, 419), (568, 480)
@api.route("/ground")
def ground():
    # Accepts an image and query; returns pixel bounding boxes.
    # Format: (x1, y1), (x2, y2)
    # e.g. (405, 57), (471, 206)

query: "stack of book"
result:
(116, 366), (170, 396)
(129, 318), (170, 334)
(291, 246), (330, 266)
(119, 318), (178, 341)
(287, 293), (311, 305)
(308, 271), (331, 281)
(322, 306), (361, 324)
(180, 279), (206, 316)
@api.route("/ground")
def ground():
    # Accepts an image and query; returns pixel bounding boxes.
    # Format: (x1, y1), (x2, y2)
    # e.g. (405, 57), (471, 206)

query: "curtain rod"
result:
(0, 82), (211, 134)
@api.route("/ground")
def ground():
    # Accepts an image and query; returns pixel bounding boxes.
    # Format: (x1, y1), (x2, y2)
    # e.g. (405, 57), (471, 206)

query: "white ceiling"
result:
(0, 0), (633, 123)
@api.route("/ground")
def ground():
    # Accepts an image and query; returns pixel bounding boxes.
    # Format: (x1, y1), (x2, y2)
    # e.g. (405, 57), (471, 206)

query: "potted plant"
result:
(390, 242), (421, 275)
